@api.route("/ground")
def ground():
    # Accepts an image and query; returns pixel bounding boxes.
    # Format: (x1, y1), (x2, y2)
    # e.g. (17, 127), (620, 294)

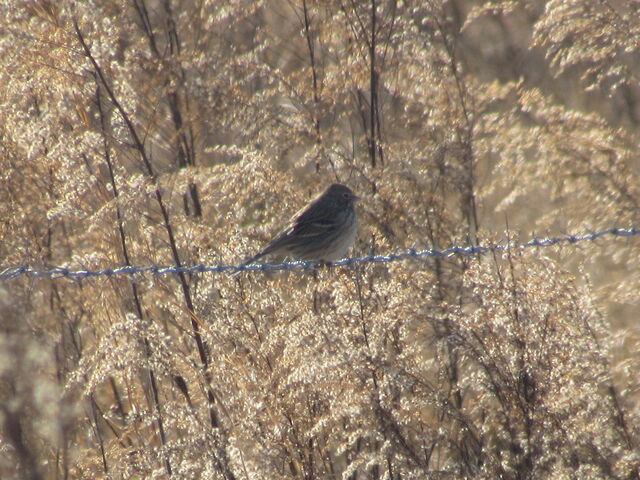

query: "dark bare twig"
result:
(74, 18), (237, 480)
(95, 77), (173, 476)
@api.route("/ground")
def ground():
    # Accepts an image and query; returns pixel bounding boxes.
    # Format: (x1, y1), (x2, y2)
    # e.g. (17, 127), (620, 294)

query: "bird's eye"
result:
(343, 193), (350, 198)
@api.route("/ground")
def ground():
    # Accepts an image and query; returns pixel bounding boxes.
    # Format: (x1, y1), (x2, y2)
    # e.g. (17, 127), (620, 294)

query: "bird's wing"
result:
(290, 194), (342, 235)
(241, 191), (342, 264)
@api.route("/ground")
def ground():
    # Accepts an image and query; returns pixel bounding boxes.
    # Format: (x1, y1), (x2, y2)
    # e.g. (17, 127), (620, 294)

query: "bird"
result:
(241, 183), (359, 266)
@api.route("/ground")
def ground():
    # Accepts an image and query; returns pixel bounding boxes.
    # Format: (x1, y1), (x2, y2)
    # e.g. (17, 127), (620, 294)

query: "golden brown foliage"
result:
(1, 0), (639, 479)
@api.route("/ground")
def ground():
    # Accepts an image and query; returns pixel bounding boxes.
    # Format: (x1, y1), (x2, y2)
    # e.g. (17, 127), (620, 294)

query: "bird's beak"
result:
(352, 194), (361, 201)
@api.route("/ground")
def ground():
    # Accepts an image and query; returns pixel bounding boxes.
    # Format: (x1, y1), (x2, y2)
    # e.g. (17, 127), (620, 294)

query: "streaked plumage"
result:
(242, 183), (359, 265)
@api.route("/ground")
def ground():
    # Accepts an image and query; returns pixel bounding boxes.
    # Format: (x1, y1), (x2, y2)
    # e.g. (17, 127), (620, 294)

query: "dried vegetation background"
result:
(1, 0), (640, 479)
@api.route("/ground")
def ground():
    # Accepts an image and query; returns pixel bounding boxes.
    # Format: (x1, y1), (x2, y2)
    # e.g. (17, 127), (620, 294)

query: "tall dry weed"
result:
(1, 0), (638, 478)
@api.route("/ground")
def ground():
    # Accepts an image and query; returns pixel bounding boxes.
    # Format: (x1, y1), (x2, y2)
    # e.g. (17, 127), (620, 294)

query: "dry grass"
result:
(1, 0), (639, 478)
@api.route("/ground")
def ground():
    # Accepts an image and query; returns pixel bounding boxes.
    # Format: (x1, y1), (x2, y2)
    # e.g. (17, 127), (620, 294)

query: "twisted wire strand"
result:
(1, 227), (638, 280)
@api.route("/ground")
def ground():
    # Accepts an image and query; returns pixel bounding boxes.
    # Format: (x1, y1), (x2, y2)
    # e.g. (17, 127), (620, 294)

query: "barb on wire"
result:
(1, 227), (638, 280)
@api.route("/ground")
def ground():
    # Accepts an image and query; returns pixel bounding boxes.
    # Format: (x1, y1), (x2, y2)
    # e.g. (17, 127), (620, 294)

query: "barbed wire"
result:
(1, 227), (638, 280)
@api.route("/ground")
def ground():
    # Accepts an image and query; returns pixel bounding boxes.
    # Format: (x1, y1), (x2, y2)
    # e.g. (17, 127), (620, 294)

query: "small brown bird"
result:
(242, 183), (359, 265)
